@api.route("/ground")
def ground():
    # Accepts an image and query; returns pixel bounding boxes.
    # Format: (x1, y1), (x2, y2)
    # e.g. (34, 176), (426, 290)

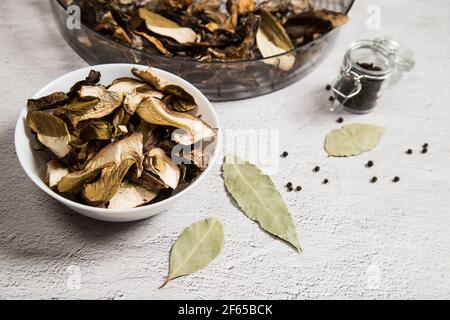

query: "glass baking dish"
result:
(51, 0), (354, 101)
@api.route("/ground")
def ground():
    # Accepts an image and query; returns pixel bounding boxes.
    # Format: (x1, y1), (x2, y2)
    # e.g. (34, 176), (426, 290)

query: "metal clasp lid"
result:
(330, 68), (362, 112)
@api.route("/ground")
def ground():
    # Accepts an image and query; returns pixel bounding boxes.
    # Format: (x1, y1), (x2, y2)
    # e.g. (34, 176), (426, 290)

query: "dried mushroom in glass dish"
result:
(26, 68), (216, 208)
(75, 0), (348, 67)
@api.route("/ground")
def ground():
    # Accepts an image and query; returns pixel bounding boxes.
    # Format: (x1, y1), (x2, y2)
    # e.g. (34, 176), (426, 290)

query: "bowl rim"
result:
(14, 63), (222, 214)
(54, 0), (355, 65)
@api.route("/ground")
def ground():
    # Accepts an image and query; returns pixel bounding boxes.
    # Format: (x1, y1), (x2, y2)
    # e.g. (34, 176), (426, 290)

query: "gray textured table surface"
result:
(1, 0), (449, 300)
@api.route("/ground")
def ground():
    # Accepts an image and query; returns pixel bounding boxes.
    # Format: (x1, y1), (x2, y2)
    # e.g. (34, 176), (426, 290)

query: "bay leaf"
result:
(222, 154), (301, 252)
(256, 10), (295, 71)
(324, 123), (385, 157)
(160, 217), (224, 288)
(138, 8), (198, 44)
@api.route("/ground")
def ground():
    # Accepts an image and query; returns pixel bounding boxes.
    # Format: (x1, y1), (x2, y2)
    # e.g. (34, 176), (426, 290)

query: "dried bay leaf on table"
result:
(160, 217), (224, 288)
(222, 154), (301, 252)
(325, 123), (385, 157)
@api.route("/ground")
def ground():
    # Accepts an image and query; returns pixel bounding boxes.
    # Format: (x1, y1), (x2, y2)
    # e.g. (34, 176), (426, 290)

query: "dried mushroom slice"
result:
(46, 160), (69, 188)
(27, 92), (69, 111)
(108, 182), (159, 209)
(57, 132), (144, 193)
(131, 68), (197, 111)
(284, 9), (349, 44)
(135, 31), (173, 56)
(76, 121), (112, 141)
(138, 8), (198, 44)
(96, 11), (132, 44)
(136, 97), (215, 145)
(107, 77), (147, 96)
(132, 169), (167, 191)
(83, 158), (136, 206)
(64, 86), (123, 127)
(124, 86), (164, 114)
(112, 107), (131, 136)
(26, 111), (72, 158)
(258, 0), (312, 15)
(68, 70), (101, 98)
(237, 0), (255, 14)
(256, 9), (295, 71)
(187, 148), (209, 171)
(144, 148), (181, 189)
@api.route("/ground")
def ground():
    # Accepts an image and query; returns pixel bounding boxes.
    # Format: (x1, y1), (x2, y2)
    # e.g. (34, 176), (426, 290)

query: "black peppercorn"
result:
(281, 151), (288, 158)
(329, 96), (335, 102)
(326, 84), (332, 91)
(286, 182), (293, 188)
(423, 143), (429, 148)
(406, 149), (413, 154)
(336, 117), (344, 123)
(313, 166), (320, 172)
(371, 176), (378, 183)
(323, 179), (329, 184)
(421, 148), (428, 154)
(393, 176), (400, 183)
(287, 186), (294, 192)
(366, 160), (374, 167)
(296, 186), (302, 191)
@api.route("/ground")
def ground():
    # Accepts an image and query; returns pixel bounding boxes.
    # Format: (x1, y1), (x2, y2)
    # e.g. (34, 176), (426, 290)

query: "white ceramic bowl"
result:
(15, 64), (221, 222)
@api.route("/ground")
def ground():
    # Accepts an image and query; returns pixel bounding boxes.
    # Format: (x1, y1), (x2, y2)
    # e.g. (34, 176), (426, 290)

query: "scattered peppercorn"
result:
(296, 186), (302, 191)
(421, 148), (428, 154)
(329, 96), (335, 102)
(281, 151), (288, 158)
(336, 117), (344, 123)
(326, 84), (332, 91)
(313, 166), (320, 172)
(366, 160), (374, 168)
(323, 179), (329, 184)
(287, 186), (294, 192)
(423, 143), (429, 148)
(406, 149), (413, 154)
(286, 182), (293, 188)
(371, 176), (378, 183)
(393, 176), (400, 183)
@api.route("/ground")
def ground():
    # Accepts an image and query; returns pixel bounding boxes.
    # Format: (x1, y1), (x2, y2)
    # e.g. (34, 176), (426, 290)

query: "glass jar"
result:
(330, 38), (414, 113)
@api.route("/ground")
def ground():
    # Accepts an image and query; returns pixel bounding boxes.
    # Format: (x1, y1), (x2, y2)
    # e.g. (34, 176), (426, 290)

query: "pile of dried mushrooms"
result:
(74, 0), (348, 66)
(26, 68), (216, 208)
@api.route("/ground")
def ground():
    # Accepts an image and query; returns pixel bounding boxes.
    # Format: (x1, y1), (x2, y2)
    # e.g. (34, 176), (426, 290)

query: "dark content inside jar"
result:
(336, 46), (392, 113)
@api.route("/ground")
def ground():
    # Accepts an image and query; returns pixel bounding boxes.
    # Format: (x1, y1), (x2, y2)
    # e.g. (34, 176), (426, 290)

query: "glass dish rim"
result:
(55, 0), (355, 65)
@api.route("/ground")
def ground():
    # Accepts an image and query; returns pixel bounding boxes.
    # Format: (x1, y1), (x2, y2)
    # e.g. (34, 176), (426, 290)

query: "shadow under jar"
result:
(51, 0), (354, 101)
